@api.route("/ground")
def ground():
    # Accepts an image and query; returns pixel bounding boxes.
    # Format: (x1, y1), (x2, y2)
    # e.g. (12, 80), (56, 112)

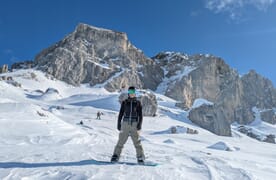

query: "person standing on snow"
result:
(111, 86), (145, 164)
(96, 111), (101, 120)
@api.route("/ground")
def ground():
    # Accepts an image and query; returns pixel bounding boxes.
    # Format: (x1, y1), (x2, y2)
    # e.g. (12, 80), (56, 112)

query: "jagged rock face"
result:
(233, 105), (255, 124)
(34, 23), (163, 91)
(154, 52), (245, 134)
(118, 90), (157, 116)
(154, 52), (276, 134)
(264, 134), (276, 144)
(11, 61), (34, 70)
(260, 109), (276, 124)
(0, 64), (8, 74)
(241, 70), (276, 109)
(153, 52), (200, 99)
(188, 104), (231, 136)
(216, 77), (255, 125)
(153, 53), (239, 108)
(211, 69), (276, 125)
(104, 71), (144, 92)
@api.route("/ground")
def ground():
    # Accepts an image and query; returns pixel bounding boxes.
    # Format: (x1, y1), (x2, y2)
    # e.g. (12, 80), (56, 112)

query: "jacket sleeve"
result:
(117, 101), (125, 130)
(137, 101), (143, 130)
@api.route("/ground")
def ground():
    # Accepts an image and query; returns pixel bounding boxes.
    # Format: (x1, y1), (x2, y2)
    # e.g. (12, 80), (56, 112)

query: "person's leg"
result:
(130, 122), (145, 160)
(112, 122), (129, 158)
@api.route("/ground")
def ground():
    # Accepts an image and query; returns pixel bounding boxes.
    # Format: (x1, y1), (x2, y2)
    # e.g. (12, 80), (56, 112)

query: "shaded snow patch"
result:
(163, 139), (175, 144)
(207, 141), (238, 151)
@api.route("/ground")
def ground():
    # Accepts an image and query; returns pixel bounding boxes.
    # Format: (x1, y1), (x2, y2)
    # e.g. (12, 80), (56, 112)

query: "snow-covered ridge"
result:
(86, 59), (111, 70)
(155, 66), (197, 94)
(191, 98), (214, 109)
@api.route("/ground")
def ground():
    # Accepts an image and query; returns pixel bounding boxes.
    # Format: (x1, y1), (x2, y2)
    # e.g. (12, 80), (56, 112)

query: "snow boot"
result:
(137, 157), (144, 165)
(111, 154), (119, 163)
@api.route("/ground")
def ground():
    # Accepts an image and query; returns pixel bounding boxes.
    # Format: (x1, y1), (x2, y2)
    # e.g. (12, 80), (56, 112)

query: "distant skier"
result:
(111, 86), (145, 164)
(96, 111), (102, 120)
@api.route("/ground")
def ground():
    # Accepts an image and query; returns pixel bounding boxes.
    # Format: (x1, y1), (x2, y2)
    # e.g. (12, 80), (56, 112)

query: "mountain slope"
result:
(1, 69), (276, 179)
(18, 23), (276, 137)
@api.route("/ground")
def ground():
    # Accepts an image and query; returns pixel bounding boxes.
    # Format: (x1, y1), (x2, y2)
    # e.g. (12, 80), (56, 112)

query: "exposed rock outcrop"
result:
(188, 104), (231, 136)
(170, 126), (198, 134)
(264, 134), (276, 144)
(0, 64), (8, 73)
(11, 61), (34, 70)
(241, 70), (276, 109)
(237, 126), (275, 144)
(0, 75), (21, 87)
(260, 109), (276, 124)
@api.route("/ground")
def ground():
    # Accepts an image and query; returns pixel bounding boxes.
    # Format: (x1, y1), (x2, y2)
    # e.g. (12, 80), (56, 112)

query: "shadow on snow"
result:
(0, 159), (121, 169)
(0, 159), (155, 169)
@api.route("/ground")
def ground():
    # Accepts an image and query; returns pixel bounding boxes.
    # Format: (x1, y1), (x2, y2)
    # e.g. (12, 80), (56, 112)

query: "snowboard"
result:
(94, 159), (159, 166)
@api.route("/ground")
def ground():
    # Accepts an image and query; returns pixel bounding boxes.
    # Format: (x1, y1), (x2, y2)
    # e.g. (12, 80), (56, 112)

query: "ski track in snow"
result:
(1, 69), (276, 180)
(190, 156), (252, 180)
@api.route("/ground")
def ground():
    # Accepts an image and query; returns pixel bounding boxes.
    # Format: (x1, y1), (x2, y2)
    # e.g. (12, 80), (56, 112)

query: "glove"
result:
(117, 123), (121, 131)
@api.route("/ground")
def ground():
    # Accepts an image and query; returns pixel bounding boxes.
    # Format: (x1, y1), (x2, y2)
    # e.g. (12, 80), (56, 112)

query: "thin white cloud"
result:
(205, 0), (275, 20)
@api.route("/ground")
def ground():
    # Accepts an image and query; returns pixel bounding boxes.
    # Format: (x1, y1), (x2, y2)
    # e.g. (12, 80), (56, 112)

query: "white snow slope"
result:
(0, 69), (276, 180)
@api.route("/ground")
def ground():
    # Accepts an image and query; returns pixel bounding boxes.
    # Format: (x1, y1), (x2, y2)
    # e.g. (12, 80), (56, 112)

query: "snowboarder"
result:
(111, 86), (145, 164)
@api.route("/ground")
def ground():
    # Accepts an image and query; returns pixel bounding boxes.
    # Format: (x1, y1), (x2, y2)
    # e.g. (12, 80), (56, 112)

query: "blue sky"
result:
(0, 0), (276, 85)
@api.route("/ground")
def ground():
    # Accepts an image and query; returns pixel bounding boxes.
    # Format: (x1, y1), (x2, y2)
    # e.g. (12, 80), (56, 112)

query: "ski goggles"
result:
(128, 89), (136, 94)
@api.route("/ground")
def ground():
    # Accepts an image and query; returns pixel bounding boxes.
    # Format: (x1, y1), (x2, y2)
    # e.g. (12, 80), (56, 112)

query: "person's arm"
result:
(137, 101), (143, 130)
(117, 101), (125, 130)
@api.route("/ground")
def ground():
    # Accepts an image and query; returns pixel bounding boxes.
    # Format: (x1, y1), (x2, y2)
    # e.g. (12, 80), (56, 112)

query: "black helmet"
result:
(128, 86), (135, 90)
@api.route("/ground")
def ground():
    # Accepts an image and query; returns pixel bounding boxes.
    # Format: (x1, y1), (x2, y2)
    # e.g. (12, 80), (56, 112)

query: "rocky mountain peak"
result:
(74, 23), (128, 41)
(34, 23), (163, 91)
